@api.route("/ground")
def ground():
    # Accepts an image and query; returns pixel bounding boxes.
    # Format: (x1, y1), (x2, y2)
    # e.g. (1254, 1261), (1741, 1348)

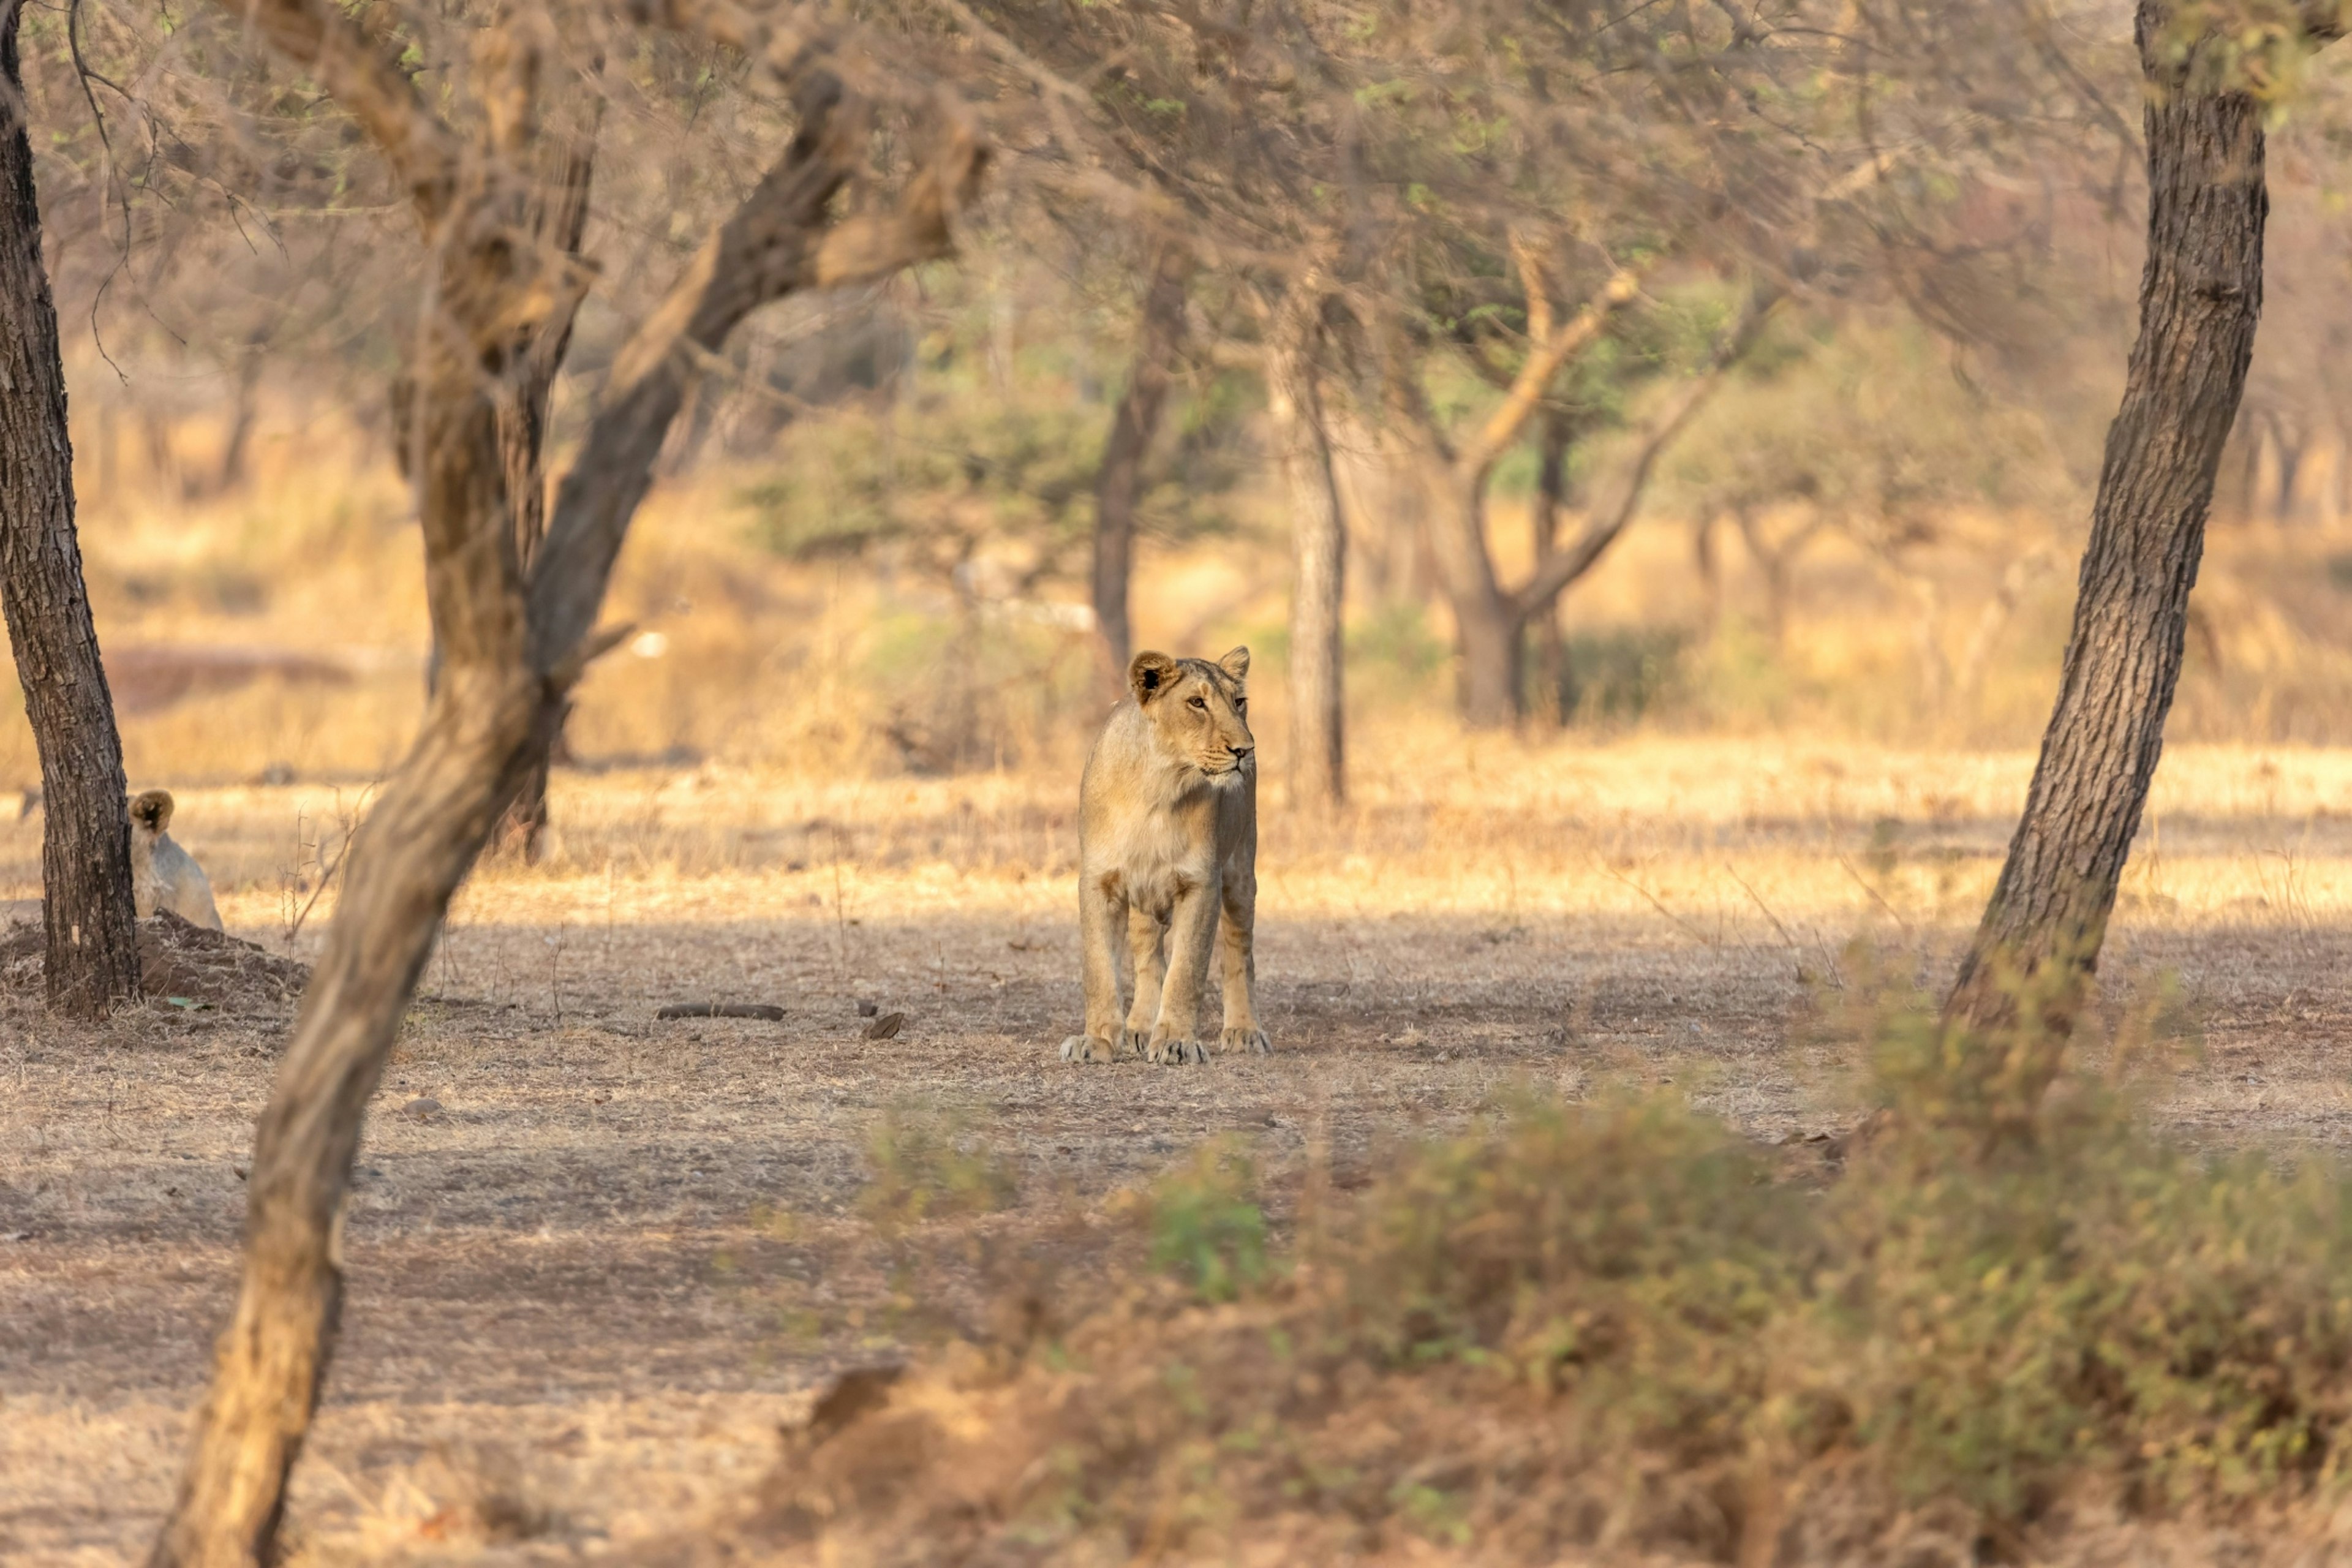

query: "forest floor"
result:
(9, 736), (2352, 1565)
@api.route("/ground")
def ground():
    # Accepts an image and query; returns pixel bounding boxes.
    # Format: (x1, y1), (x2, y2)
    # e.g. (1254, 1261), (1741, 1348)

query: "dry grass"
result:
(9, 734), (2352, 1564)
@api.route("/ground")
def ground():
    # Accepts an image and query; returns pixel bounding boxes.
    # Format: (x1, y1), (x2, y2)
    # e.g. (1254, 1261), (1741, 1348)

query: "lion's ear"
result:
(1129, 651), (1180, 705)
(1218, 646), (1250, 682)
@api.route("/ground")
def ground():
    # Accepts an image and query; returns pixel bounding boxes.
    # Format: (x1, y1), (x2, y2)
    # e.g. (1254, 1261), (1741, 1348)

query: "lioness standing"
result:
(1060, 647), (1270, 1066)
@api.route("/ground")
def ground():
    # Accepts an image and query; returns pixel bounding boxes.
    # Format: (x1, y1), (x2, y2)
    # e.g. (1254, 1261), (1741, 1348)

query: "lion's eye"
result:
(1188, 695), (1207, 710)
(1235, 699), (1247, 714)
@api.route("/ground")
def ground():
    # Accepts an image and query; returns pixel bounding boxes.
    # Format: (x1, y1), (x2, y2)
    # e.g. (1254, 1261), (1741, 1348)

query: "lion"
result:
(129, 790), (224, 932)
(1059, 647), (1269, 1066)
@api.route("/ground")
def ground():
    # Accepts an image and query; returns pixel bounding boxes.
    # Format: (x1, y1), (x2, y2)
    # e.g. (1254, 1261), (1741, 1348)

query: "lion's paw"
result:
(1059, 1034), (1115, 1065)
(1118, 1026), (1152, 1061)
(1147, 1034), (1210, 1066)
(1221, 1026), (1272, 1056)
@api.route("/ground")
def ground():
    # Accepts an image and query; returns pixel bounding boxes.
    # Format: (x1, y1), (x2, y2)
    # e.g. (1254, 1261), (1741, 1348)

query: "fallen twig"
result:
(657, 1002), (786, 1021)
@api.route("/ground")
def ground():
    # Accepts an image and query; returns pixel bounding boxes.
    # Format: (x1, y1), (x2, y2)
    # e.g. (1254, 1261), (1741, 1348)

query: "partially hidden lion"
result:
(129, 790), (224, 932)
(1060, 647), (1270, 1066)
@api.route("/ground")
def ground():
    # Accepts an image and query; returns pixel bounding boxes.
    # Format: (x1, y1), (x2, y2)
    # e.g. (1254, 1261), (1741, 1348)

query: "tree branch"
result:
(526, 75), (984, 674)
(1457, 265), (1643, 488)
(215, 0), (461, 225)
(1509, 289), (1782, 620)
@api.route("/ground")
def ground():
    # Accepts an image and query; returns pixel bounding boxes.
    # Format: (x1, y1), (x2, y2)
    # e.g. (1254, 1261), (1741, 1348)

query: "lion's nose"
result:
(1231, 744), (1253, 761)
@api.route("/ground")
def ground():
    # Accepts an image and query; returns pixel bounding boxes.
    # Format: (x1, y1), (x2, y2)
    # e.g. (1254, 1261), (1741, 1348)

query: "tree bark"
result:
(489, 138), (597, 865)
(1530, 409), (1571, 722)
(0, 2), (139, 1018)
(1090, 249), (1185, 684)
(1942, 3), (2271, 1059)
(1268, 310), (1346, 805)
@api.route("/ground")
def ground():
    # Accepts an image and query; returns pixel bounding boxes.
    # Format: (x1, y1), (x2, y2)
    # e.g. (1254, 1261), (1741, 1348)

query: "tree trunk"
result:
(1531, 409), (1570, 723)
(1454, 588), (1523, 729)
(489, 142), (596, 865)
(1943, 4), (2269, 1060)
(1422, 477), (1523, 728)
(1268, 318), (1347, 805)
(146, 664), (545, 1568)
(1090, 250), (1185, 685)
(0, 7), (138, 1018)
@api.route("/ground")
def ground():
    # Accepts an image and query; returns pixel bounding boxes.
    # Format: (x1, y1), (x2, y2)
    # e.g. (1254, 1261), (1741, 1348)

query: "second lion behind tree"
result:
(1060, 646), (1270, 1066)
(129, 789), (224, 933)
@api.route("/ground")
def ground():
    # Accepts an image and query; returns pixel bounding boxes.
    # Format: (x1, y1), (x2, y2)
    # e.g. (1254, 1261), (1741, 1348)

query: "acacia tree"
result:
(0, 0), (138, 1016)
(1941, 0), (2345, 1068)
(146, 2), (982, 1559)
(1386, 258), (1775, 726)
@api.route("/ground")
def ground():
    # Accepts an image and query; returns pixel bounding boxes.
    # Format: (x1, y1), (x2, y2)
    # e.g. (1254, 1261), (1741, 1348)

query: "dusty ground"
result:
(9, 736), (2352, 1565)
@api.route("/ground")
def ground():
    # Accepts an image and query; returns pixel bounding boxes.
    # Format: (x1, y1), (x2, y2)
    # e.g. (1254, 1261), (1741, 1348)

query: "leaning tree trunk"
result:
(1942, 3), (2271, 1063)
(1268, 312), (1346, 805)
(0, 5), (138, 1018)
(1090, 249), (1185, 686)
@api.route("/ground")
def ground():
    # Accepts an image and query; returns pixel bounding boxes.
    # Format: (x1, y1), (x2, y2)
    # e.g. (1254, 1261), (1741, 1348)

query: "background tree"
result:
(1090, 247), (1188, 686)
(0, 0), (138, 1016)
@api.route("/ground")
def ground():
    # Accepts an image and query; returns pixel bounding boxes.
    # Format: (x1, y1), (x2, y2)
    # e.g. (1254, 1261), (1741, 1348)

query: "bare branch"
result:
(527, 77), (985, 674)
(1459, 265), (1643, 486)
(1510, 289), (1783, 619)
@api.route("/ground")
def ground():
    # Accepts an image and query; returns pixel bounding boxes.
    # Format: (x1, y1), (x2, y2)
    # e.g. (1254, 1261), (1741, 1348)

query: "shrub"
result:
(746, 993), (2352, 1563)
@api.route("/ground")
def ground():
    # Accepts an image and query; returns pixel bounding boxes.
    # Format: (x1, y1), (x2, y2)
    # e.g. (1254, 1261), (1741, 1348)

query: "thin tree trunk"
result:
(1531, 409), (1570, 723)
(1943, 3), (2272, 1059)
(0, 4), (138, 1017)
(1090, 249), (1185, 685)
(206, 338), (266, 497)
(1268, 309), (1346, 805)
(491, 140), (596, 865)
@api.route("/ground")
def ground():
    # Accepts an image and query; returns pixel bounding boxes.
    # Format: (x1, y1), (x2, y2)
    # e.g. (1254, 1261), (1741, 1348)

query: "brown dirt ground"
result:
(7, 740), (2352, 1565)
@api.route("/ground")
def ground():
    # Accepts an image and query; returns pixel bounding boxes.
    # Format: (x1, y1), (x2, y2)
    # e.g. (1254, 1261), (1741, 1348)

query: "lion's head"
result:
(1129, 647), (1254, 785)
(129, 789), (175, 837)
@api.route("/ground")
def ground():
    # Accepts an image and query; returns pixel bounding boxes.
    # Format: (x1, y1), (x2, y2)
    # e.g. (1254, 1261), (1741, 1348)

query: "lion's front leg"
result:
(1217, 872), (1269, 1055)
(1147, 878), (1219, 1066)
(1121, 905), (1166, 1061)
(1060, 874), (1123, 1065)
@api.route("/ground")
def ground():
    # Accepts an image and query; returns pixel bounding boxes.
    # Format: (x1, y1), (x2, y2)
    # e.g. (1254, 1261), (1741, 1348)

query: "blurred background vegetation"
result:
(17, 0), (2352, 799)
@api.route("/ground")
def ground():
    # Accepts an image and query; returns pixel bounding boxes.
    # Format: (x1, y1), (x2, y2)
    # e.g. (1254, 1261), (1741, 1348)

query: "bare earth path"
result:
(8, 739), (2352, 1564)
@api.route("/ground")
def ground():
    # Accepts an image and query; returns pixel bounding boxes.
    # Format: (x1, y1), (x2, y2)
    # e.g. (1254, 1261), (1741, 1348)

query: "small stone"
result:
(856, 1000), (879, 1017)
(401, 1096), (445, 1118)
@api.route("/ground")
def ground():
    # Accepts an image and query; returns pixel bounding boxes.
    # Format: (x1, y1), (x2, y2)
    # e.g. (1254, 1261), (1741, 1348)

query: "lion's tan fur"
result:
(129, 790), (224, 932)
(1060, 647), (1267, 1066)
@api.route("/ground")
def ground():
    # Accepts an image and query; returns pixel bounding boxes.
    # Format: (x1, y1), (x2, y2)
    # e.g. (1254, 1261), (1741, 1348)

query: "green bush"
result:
(858, 1104), (1022, 1234)
(1146, 1140), (1272, 1303)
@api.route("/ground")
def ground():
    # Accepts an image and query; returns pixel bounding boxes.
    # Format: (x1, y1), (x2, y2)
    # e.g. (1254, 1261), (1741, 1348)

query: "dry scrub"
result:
(672, 993), (2352, 1567)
